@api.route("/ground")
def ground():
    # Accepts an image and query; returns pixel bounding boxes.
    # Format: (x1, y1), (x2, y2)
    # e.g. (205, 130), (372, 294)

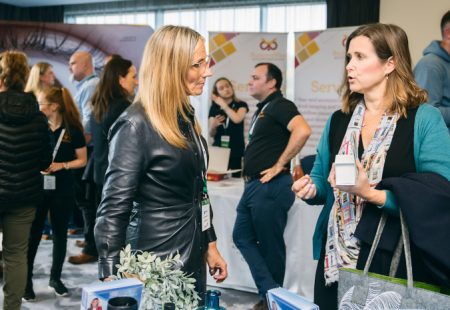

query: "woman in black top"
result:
(90, 57), (137, 201)
(25, 87), (87, 300)
(208, 77), (248, 176)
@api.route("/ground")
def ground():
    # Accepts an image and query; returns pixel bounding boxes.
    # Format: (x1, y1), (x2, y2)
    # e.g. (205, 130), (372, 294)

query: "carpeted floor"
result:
(0, 237), (259, 309)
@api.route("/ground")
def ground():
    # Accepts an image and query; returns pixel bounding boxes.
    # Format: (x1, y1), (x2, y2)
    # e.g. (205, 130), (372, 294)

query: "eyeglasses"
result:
(191, 55), (211, 72)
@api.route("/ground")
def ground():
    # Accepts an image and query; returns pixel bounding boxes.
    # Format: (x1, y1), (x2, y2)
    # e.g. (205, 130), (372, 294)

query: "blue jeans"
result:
(232, 174), (295, 296)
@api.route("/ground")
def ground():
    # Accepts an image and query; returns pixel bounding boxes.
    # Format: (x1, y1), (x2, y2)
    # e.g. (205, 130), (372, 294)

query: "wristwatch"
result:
(63, 162), (69, 170)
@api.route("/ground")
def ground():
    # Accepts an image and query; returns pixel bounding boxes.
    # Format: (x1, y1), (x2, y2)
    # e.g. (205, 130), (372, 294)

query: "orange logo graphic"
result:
(259, 38), (278, 51)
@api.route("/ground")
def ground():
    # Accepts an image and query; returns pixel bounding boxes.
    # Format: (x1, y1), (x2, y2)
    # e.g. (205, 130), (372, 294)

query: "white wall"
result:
(380, 0), (449, 66)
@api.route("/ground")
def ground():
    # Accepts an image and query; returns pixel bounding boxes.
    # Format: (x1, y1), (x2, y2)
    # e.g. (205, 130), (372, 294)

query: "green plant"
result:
(116, 244), (200, 309)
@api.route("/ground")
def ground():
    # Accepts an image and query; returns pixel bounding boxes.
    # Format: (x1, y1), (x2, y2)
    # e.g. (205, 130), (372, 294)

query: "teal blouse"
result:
(305, 104), (450, 260)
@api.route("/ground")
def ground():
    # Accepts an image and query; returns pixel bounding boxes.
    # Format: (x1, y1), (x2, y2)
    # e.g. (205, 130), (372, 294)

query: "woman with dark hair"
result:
(0, 50), (52, 310)
(208, 77), (248, 176)
(293, 23), (450, 310)
(24, 87), (87, 301)
(90, 57), (137, 197)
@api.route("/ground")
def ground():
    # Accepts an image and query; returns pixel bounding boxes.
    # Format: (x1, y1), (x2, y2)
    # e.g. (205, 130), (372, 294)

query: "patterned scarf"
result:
(324, 102), (398, 285)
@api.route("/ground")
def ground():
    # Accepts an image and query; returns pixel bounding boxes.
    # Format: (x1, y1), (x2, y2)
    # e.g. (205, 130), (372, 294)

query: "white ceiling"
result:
(0, 0), (125, 7)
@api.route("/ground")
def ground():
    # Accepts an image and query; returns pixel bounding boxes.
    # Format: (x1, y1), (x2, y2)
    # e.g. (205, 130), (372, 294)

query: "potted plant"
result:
(115, 244), (200, 309)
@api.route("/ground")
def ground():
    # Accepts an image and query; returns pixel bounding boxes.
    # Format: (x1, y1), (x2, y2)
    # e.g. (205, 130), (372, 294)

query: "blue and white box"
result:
(80, 278), (143, 310)
(267, 288), (319, 310)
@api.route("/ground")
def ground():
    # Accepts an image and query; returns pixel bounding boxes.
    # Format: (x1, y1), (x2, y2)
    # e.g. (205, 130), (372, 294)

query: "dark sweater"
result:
(0, 90), (52, 207)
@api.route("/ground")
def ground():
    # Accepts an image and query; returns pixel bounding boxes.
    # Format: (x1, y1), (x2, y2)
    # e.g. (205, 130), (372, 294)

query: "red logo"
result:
(259, 38), (278, 51)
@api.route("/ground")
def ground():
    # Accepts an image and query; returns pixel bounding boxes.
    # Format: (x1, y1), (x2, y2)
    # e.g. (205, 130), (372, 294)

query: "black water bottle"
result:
(163, 302), (176, 310)
(107, 296), (138, 310)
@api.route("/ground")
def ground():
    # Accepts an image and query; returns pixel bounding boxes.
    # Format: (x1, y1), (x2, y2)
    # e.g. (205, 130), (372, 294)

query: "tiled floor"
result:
(0, 237), (259, 309)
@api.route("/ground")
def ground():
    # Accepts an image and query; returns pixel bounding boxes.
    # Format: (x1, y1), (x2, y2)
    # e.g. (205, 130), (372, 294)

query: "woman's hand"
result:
(212, 94), (229, 110)
(42, 162), (64, 174)
(292, 175), (317, 200)
(206, 242), (228, 283)
(211, 115), (226, 129)
(328, 160), (386, 205)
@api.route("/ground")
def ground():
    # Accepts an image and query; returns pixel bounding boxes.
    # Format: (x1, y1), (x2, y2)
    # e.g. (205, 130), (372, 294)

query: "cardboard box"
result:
(335, 154), (357, 186)
(80, 278), (143, 310)
(267, 288), (319, 310)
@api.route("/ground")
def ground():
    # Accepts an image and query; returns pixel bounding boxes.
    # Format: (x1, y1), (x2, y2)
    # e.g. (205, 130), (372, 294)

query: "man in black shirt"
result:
(232, 63), (311, 310)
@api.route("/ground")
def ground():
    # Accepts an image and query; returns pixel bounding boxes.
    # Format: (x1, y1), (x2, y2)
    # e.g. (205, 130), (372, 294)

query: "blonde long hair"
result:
(25, 62), (52, 96)
(136, 25), (202, 149)
(339, 23), (427, 117)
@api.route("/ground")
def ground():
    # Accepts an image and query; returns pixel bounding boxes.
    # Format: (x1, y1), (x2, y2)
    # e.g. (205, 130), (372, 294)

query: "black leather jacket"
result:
(0, 90), (52, 207)
(94, 103), (216, 288)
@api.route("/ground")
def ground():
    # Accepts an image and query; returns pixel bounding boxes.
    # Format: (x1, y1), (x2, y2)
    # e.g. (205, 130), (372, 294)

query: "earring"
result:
(385, 73), (389, 80)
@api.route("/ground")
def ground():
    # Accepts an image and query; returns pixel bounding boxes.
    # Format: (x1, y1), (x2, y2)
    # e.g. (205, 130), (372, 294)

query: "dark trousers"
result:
(314, 238), (338, 310)
(74, 167), (98, 257)
(27, 193), (74, 283)
(0, 206), (35, 310)
(232, 174), (294, 297)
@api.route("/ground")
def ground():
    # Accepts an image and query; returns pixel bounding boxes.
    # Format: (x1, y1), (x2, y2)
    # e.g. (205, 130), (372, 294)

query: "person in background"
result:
(414, 10), (450, 133)
(68, 50), (99, 264)
(232, 63), (311, 310)
(103, 53), (122, 66)
(0, 50), (52, 310)
(292, 23), (450, 310)
(94, 25), (227, 304)
(90, 57), (137, 205)
(25, 62), (55, 97)
(208, 77), (248, 177)
(25, 62), (57, 241)
(24, 87), (87, 301)
(25, 62), (56, 97)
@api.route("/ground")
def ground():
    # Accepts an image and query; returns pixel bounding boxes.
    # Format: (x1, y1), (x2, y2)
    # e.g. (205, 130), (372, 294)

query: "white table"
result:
(206, 178), (321, 300)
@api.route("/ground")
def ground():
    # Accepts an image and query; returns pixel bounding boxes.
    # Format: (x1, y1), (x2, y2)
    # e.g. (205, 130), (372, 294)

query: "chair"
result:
(300, 154), (316, 175)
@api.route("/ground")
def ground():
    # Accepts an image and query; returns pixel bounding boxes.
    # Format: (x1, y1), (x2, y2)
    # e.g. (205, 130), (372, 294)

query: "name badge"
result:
(201, 198), (211, 231)
(220, 135), (230, 148)
(43, 175), (56, 190)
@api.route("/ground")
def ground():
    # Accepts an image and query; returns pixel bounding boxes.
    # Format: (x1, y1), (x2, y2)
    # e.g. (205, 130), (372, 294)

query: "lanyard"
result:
(189, 123), (208, 181)
(52, 129), (66, 161)
(248, 101), (271, 140)
(222, 102), (234, 130)
(223, 115), (230, 129)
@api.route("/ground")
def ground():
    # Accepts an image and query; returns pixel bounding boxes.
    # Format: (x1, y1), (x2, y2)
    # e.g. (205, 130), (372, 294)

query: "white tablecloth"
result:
(206, 178), (322, 300)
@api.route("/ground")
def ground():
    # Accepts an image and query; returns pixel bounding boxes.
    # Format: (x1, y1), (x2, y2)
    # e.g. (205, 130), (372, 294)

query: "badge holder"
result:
(201, 180), (211, 232)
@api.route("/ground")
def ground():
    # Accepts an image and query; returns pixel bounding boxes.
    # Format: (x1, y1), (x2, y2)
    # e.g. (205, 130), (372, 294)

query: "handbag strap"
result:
(362, 211), (413, 289)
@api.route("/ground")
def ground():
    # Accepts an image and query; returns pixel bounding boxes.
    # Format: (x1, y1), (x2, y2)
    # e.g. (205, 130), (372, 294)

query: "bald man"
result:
(68, 51), (99, 265)
(69, 51), (99, 143)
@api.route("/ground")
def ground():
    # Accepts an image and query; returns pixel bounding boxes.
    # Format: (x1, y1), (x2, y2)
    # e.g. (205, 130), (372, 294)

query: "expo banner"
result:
(0, 20), (153, 96)
(294, 27), (357, 156)
(205, 31), (287, 292)
(206, 32), (288, 143)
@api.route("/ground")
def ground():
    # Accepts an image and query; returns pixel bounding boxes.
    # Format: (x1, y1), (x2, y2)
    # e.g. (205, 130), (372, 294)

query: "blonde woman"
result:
(94, 25), (228, 304)
(25, 62), (55, 96)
